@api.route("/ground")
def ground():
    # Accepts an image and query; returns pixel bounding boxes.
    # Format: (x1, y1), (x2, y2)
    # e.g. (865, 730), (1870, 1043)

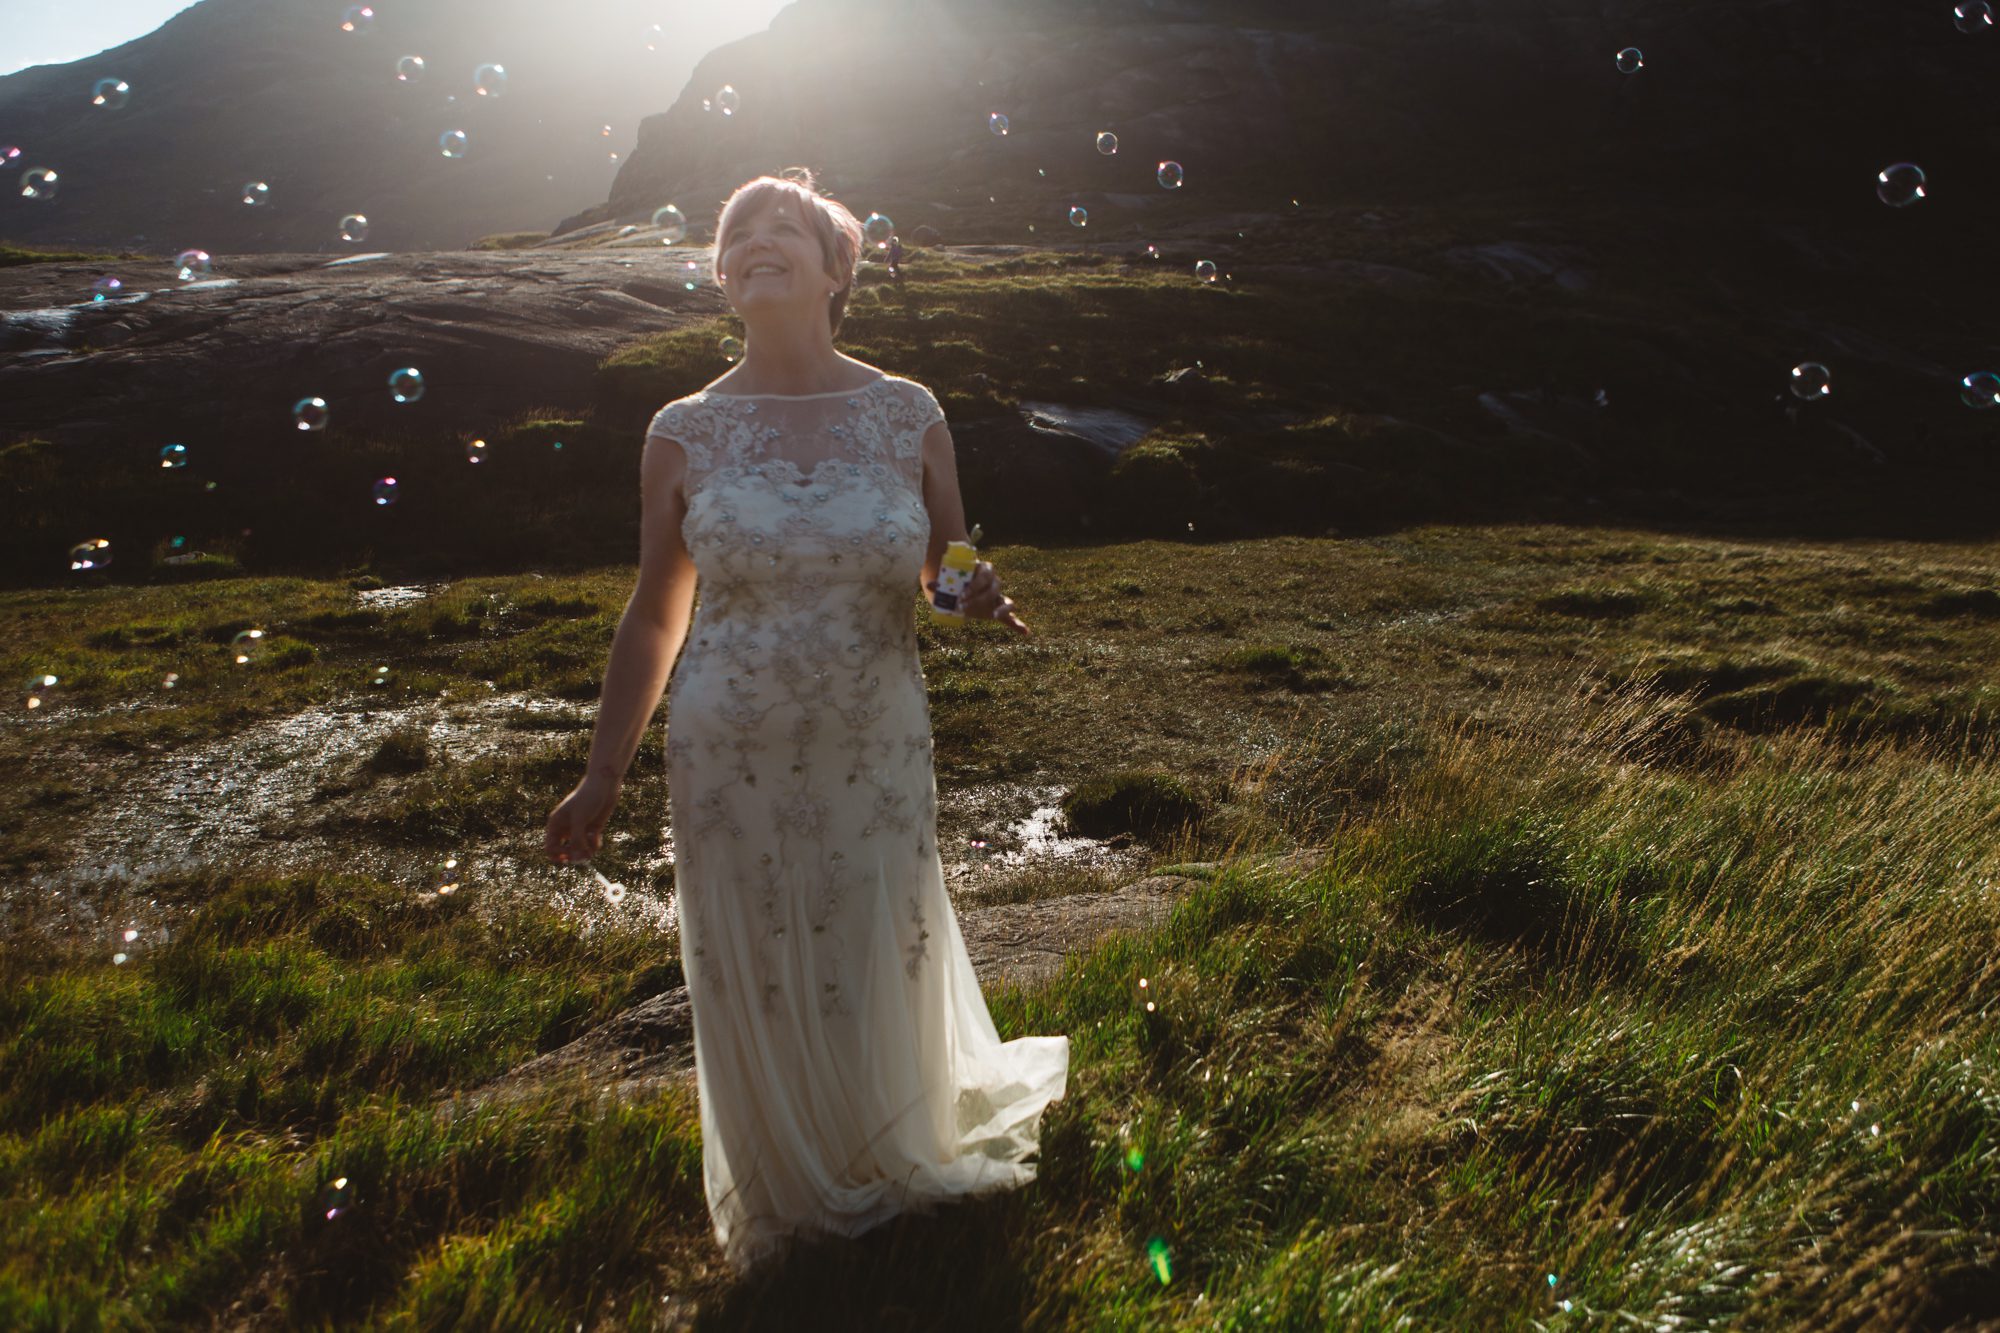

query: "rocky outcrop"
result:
(558, 0), (1995, 245)
(0, 248), (718, 447)
(0, 0), (778, 253)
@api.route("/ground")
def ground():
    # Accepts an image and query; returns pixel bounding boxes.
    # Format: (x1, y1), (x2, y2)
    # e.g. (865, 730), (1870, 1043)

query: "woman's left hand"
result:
(959, 559), (1031, 637)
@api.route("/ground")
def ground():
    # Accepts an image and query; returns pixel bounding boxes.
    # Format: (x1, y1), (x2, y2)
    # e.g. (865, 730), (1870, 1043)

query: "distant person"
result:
(886, 233), (905, 281)
(543, 168), (1055, 1278)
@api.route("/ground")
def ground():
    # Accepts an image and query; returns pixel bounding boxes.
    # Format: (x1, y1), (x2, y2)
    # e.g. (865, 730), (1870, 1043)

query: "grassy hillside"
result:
(3, 523), (1996, 1327)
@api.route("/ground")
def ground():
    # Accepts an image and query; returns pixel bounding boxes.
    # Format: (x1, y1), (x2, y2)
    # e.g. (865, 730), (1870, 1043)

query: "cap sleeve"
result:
(645, 398), (716, 473)
(888, 378), (946, 462)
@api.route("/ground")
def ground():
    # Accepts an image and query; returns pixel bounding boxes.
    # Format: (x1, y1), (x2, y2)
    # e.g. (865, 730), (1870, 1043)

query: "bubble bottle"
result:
(929, 522), (983, 623)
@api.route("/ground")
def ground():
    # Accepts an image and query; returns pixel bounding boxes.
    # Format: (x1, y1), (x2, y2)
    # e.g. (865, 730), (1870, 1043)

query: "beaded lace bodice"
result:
(645, 373), (948, 1017)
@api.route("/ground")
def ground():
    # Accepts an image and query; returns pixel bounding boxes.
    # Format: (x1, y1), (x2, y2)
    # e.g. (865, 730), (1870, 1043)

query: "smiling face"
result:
(711, 172), (864, 335)
(717, 194), (841, 328)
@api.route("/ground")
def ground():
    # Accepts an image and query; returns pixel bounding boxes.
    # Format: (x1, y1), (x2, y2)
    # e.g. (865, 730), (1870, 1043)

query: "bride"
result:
(543, 168), (1068, 1276)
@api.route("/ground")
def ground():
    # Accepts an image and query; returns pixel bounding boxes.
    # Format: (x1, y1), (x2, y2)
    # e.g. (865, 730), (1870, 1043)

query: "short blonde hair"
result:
(713, 168), (865, 336)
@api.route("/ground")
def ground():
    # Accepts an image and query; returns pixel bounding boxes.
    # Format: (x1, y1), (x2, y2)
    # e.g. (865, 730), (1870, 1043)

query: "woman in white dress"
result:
(544, 169), (1070, 1276)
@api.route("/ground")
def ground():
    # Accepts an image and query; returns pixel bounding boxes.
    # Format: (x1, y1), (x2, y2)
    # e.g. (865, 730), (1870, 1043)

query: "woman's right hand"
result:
(545, 774), (623, 866)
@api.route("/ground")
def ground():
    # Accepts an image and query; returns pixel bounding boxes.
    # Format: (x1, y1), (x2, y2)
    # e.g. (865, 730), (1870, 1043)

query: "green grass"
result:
(0, 243), (135, 268)
(3, 523), (1998, 1326)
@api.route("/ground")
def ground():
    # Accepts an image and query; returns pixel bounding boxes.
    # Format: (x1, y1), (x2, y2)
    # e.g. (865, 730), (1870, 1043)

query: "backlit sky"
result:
(2, 1), (204, 76)
(1, 1), (790, 77)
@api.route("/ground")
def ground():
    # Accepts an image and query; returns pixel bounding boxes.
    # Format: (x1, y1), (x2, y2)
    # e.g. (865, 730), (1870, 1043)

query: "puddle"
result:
(354, 582), (446, 610)
(25, 692), (587, 893)
(1018, 401), (1153, 458)
(940, 782), (1149, 893)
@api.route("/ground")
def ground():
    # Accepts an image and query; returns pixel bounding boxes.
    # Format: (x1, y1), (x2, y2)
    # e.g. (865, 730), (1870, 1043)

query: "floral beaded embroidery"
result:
(649, 374), (946, 1022)
(905, 895), (932, 979)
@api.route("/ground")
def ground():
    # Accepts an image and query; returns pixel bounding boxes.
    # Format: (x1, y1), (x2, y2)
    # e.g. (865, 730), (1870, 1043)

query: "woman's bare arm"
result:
(583, 435), (699, 785)
(918, 419), (970, 598)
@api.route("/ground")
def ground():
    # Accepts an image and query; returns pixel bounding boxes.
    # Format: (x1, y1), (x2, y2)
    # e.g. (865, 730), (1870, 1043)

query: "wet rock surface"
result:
(0, 249), (720, 452)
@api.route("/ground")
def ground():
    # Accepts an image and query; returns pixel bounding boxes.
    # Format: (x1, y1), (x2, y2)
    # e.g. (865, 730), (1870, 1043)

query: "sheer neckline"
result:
(705, 374), (889, 401)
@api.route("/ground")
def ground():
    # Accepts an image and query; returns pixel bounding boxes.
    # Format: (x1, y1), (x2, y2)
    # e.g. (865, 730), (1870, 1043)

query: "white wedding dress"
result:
(646, 373), (1069, 1275)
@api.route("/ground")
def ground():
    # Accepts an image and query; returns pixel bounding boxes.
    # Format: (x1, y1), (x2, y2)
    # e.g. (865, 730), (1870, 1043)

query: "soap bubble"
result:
(20, 168), (59, 201)
(395, 55), (425, 82)
(1156, 160), (1184, 189)
(322, 1176), (353, 1220)
(68, 538), (112, 571)
(474, 63), (507, 98)
(434, 855), (463, 893)
(717, 84), (740, 115)
(680, 260), (700, 290)
(465, 438), (488, 464)
(1194, 259), (1218, 283)
(1, 146), (20, 169)
(1096, 131), (1118, 155)
(701, 97), (712, 113)
(112, 926), (141, 965)
(1876, 162), (1926, 207)
(1790, 362), (1833, 400)
(339, 213), (369, 243)
(1615, 47), (1644, 73)
(863, 212), (895, 249)
(159, 443), (189, 469)
(388, 367), (425, 403)
(440, 130), (468, 159)
(370, 664), (390, 687)
(720, 336), (745, 363)
(91, 78), (131, 110)
(24, 673), (61, 712)
(1069, 205), (1089, 227)
(91, 276), (124, 300)
(601, 124), (613, 138)
(1959, 370), (2000, 408)
(645, 24), (664, 51)
(241, 180), (269, 206)
(339, 6), (374, 34)
(175, 249), (212, 281)
(651, 203), (687, 241)
(161, 671), (180, 689)
(229, 628), (266, 665)
(1955, 1), (1993, 33)
(989, 112), (1009, 136)
(372, 476), (399, 506)
(293, 397), (330, 431)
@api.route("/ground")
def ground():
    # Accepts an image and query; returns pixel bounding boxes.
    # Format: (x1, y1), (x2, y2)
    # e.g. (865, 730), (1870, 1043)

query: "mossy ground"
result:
(4, 521), (1997, 1329)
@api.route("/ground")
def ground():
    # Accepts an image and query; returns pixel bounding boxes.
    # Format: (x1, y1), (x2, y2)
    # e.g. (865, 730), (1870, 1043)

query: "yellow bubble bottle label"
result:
(930, 539), (980, 622)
